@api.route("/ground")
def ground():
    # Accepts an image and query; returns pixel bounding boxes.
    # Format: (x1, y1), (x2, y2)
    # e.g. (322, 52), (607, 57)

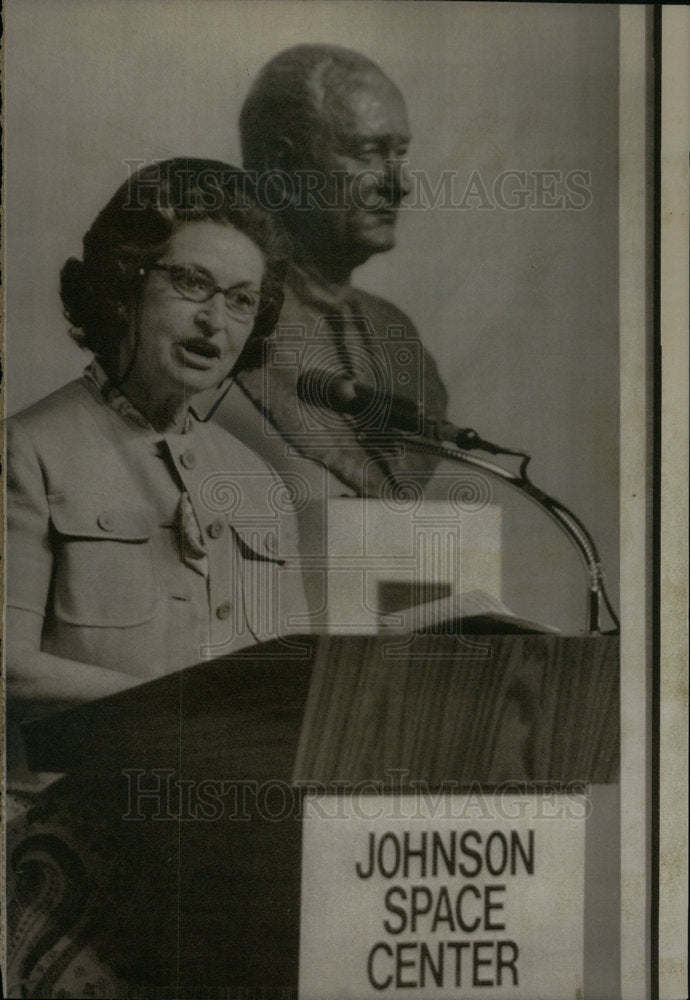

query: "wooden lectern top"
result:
(22, 633), (619, 786)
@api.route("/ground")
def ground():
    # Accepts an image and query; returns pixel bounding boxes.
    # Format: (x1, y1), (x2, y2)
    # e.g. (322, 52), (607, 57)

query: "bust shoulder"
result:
(350, 284), (419, 332)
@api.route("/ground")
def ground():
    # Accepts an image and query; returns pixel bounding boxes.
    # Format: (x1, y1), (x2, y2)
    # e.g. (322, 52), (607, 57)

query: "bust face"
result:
(292, 70), (411, 274)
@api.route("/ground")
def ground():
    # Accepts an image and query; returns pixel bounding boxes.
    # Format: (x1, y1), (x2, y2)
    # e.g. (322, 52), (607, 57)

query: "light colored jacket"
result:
(5, 376), (309, 681)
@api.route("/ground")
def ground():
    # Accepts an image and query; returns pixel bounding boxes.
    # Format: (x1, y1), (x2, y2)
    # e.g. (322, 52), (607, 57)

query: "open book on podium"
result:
(295, 496), (559, 635)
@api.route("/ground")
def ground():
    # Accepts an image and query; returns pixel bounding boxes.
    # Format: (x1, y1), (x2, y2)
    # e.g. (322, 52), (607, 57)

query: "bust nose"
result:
(384, 156), (411, 201)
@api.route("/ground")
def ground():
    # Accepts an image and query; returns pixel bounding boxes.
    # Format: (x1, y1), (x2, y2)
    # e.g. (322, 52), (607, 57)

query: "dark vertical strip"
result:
(650, 5), (662, 999)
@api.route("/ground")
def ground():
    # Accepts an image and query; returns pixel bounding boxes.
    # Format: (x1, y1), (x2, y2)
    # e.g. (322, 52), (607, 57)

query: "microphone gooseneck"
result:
(296, 366), (619, 635)
(296, 368), (523, 457)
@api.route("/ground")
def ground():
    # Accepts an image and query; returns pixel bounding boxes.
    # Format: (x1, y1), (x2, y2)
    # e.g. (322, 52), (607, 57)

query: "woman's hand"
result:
(5, 606), (146, 720)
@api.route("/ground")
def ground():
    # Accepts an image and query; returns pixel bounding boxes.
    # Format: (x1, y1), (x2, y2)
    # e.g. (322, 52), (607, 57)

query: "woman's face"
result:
(126, 220), (265, 400)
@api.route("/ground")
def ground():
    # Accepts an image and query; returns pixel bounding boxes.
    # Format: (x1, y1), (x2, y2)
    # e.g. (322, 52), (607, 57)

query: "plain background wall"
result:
(4, 0), (620, 625)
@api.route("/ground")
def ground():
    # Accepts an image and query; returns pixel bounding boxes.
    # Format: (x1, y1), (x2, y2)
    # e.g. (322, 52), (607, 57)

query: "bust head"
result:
(240, 45), (411, 281)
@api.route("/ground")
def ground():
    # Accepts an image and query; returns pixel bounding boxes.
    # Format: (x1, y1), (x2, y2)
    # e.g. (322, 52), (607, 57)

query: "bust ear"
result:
(257, 137), (301, 210)
(267, 136), (296, 173)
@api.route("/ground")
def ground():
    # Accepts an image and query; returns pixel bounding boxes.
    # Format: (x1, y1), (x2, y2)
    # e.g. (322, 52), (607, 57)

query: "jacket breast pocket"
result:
(233, 524), (309, 641)
(48, 493), (156, 627)
(233, 526), (290, 641)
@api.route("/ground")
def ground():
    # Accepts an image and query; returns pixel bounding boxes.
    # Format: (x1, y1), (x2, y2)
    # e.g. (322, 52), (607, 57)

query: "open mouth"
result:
(181, 339), (221, 360)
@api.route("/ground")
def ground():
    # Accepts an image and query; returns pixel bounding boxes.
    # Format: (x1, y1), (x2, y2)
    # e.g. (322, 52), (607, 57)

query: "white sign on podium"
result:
(299, 793), (585, 999)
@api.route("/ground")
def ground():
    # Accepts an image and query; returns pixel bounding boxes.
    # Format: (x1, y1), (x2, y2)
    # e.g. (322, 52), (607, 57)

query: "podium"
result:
(16, 633), (619, 995)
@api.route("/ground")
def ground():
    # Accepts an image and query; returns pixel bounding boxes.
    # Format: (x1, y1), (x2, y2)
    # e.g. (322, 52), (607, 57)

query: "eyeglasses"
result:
(145, 264), (261, 320)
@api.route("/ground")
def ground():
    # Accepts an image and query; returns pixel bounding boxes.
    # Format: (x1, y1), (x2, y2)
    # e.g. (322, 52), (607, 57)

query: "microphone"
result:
(297, 367), (424, 431)
(296, 368), (508, 454)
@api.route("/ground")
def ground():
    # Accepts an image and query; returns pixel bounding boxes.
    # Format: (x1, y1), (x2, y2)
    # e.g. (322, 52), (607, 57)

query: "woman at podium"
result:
(5, 158), (308, 722)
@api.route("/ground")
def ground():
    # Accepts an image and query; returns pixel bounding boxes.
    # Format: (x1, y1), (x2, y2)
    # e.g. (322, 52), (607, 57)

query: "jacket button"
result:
(98, 512), (115, 532)
(216, 601), (232, 620)
(180, 449), (196, 469)
(207, 519), (225, 540)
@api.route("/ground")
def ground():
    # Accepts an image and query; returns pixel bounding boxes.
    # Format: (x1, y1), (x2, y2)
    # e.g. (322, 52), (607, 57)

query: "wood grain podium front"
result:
(19, 634), (619, 995)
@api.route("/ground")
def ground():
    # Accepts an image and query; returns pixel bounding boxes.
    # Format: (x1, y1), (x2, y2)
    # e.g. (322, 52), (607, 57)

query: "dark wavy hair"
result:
(60, 157), (288, 371)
